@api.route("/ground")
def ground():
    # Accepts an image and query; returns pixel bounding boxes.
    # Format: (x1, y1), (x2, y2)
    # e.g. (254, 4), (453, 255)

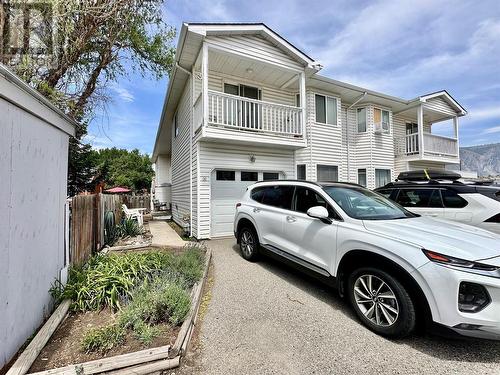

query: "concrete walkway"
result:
(177, 239), (500, 375)
(148, 220), (186, 248)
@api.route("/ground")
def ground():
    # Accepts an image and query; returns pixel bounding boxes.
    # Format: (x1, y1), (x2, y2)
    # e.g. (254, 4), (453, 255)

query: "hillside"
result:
(460, 143), (500, 176)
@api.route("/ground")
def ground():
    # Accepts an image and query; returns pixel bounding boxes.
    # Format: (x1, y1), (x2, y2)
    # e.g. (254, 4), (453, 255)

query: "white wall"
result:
(0, 96), (70, 367)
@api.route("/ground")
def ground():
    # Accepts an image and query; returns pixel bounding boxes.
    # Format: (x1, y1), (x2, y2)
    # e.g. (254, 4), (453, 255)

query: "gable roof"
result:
(418, 90), (467, 115)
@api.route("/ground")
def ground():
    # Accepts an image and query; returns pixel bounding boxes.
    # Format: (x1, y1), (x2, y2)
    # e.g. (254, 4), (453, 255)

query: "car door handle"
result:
(286, 215), (297, 223)
(253, 208), (261, 213)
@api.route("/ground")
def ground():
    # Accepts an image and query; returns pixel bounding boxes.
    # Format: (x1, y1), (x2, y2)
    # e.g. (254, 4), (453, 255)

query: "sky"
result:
(85, 0), (500, 154)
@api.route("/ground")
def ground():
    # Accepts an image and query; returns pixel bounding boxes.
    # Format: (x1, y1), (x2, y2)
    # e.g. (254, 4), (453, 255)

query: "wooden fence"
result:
(69, 194), (150, 265)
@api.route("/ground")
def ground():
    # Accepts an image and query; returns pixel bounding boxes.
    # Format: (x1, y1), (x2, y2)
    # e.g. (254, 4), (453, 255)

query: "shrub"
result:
(118, 218), (142, 237)
(81, 324), (125, 354)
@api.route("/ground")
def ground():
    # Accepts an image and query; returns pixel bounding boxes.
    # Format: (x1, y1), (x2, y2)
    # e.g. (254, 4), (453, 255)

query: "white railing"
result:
(423, 133), (458, 156)
(207, 90), (303, 136)
(395, 133), (419, 155)
(395, 133), (458, 157)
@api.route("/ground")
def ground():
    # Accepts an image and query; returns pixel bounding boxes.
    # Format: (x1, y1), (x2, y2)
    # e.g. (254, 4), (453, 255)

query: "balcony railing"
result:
(395, 133), (458, 157)
(207, 90), (303, 137)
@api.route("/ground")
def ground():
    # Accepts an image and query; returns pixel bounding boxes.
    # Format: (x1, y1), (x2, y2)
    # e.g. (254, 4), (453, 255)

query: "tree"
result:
(1, 0), (175, 194)
(92, 148), (154, 192)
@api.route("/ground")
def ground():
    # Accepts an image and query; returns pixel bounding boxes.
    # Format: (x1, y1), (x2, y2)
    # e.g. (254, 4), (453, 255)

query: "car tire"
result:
(347, 267), (416, 338)
(238, 226), (259, 261)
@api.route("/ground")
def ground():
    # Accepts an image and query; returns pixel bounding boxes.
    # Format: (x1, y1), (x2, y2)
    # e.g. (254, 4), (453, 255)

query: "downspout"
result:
(181, 63), (193, 237)
(347, 92), (367, 182)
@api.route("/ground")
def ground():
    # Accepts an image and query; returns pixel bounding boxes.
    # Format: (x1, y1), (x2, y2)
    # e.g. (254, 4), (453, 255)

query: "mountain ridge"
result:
(460, 143), (500, 176)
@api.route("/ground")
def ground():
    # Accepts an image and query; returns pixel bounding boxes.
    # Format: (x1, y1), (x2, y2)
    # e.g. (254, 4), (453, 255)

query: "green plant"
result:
(119, 218), (142, 237)
(104, 211), (119, 246)
(81, 324), (125, 354)
(53, 247), (205, 312)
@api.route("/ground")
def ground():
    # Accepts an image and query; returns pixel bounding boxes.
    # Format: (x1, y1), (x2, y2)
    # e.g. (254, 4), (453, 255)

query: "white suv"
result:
(234, 180), (500, 339)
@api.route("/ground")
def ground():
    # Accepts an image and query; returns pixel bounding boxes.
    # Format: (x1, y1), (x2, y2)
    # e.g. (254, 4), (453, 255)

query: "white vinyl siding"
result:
(205, 34), (304, 70)
(171, 77), (192, 229)
(197, 142), (294, 239)
(423, 97), (457, 117)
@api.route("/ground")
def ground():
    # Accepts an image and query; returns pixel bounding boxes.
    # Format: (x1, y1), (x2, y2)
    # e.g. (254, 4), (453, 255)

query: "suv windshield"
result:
(323, 185), (417, 220)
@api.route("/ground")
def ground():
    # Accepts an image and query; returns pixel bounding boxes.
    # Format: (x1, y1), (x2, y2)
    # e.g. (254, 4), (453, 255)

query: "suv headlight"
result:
(422, 250), (499, 272)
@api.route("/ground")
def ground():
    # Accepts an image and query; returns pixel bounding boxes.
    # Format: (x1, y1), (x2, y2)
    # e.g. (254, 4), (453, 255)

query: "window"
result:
(216, 170), (235, 181)
(396, 189), (442, 208)
(317, 165), (338, 182)
(441, 189), (468, 208)
(357, 108), (366, 132)
(375, 169), (391, 188)
(224, 83), (239, 95)
(241, 171), (258, 181)
(294, 187), (339, 219)
(376, 189), (393, 199)
(406, 122), (418, 135)
(174, 113), (179, 137)
(253, 185), (294, 209)
(323, 186), (416, 220)
(250, 186), (266, 203)
(374, 108), (390, 133)
(315, 94), (337, 125)
(263, 172), (279, 181)
(358, 169), (367, 187)
(297, 164), (306, 180)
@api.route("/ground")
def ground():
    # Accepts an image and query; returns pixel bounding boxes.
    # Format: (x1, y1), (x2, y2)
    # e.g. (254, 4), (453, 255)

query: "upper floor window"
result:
(174, 113), (179, 137)
(374, 108), (390, 133)
(315, 94), (337, 125)
(357, 108), (366, 132)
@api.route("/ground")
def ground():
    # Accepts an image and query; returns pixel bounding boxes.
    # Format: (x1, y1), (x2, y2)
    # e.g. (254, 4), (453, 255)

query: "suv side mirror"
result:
(306, 206), (331, 224)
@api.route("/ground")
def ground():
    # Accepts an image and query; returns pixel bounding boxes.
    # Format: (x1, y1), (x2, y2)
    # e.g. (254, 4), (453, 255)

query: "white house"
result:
(152, 23), (466, 239)
(0, 64), (75, 368)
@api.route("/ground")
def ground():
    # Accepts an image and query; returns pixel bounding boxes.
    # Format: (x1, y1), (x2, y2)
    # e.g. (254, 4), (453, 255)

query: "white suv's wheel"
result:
(238, 226), (259, 261)
(348, 267), (416, 338)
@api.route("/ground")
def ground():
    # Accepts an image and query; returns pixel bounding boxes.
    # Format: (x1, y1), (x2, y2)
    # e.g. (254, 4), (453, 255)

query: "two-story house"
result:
(152, 23), (467, 239)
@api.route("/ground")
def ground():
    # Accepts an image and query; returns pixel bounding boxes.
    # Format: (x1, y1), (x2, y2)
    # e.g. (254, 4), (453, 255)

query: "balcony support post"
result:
(417, 104), (424, 158)
(453, 116), (459, 156)
(299, 70), (306, 139)
(202, 42), (209, 127)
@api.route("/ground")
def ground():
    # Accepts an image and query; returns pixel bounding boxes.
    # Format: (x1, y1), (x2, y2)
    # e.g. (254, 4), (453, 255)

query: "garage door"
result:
(211, 170), (282, 237)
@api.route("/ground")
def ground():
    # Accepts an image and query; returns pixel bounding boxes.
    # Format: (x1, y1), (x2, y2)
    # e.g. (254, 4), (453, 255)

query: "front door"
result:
(406, 122), (419, 153)
(282, 186), (338, 272)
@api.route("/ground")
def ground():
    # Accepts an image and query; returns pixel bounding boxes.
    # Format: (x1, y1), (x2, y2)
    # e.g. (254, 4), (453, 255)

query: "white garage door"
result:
(211, 170), (282, 237)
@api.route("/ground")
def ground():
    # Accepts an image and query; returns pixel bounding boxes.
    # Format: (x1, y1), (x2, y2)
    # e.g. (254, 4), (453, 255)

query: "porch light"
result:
(246, 68), (254, 74)
(249, 155), (256, 163)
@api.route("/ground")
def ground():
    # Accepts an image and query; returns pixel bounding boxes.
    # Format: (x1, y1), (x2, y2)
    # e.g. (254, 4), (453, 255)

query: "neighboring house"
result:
(0, 65), (75, 368)
(152, 23), (466, 239)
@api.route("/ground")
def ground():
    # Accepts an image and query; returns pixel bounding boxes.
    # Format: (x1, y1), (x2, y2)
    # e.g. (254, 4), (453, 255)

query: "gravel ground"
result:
(177, 238), (500, 375)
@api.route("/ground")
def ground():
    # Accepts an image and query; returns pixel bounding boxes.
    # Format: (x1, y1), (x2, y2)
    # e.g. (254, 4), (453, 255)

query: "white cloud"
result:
(110, 84), (135, 103)
(482, 125), (500, 134)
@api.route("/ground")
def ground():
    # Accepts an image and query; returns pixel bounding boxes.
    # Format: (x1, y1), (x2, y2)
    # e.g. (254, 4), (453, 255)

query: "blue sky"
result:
(85, 0), (500, 154)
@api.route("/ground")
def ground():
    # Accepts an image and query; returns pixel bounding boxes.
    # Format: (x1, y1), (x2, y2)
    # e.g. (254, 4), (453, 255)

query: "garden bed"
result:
(23, 245), (207, 374)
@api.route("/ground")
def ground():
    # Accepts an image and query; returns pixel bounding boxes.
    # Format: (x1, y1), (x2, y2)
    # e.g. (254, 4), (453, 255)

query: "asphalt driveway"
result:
(180, 238), (500, 374)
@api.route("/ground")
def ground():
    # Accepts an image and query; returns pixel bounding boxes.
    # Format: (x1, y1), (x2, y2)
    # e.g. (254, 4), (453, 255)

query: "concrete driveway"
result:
(180, 238), (500, 374)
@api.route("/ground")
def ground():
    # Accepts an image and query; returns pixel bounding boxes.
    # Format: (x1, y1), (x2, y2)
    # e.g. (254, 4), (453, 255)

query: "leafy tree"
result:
(1, 0), (175, 195)
(92, 148), (154, 192)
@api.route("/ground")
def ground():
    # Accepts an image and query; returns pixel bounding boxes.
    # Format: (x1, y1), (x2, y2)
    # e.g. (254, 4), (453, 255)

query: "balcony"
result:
(207, 90), (302, 136)
(395, 132), (459, 162)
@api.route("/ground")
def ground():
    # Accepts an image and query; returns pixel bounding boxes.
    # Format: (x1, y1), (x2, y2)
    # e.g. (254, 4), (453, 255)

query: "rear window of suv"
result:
(250, 185), (294, 210)
(441, 189), (468, 208)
